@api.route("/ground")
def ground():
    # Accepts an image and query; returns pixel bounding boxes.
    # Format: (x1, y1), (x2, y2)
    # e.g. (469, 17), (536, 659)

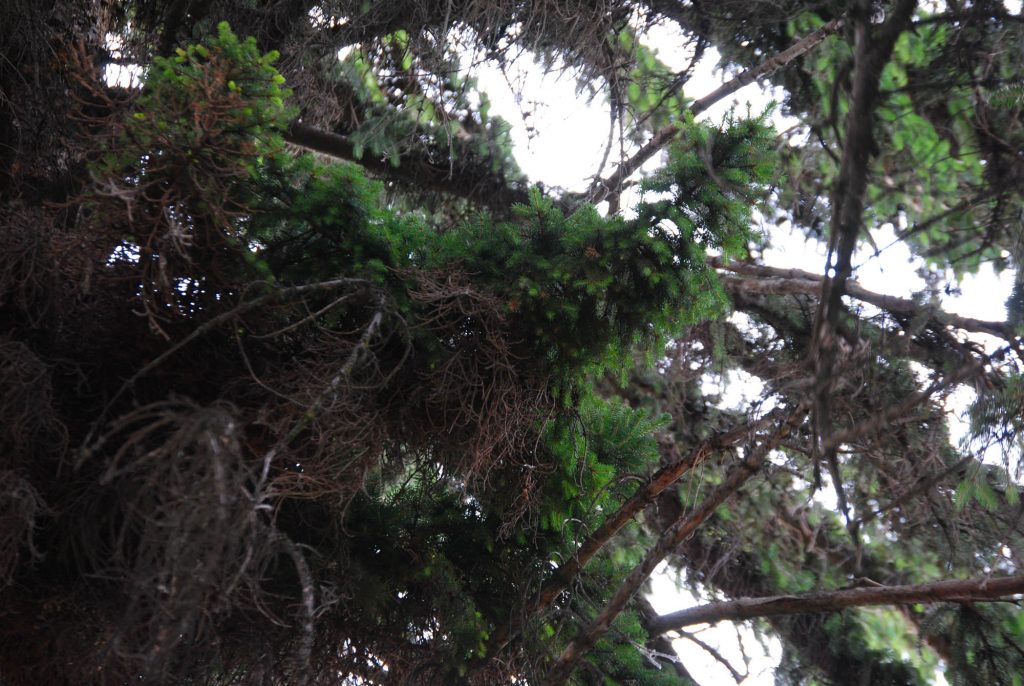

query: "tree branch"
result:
(583, 18), (843, 206)
(676, 629), (747, 682)
(290, 18), (845, 215)
(714, 259), (1016, 341)
(809, 0), (917, 517)
(539, 412), (784, 608)
(81, 278), (375, 460)
(634, 595), (703, 681)
(819, 347), (994, 455)
(647, 575), (1024, 634)
(542, 406), (809, 686)
(856, 456), (973, 528)
(284, 122), (531, 213)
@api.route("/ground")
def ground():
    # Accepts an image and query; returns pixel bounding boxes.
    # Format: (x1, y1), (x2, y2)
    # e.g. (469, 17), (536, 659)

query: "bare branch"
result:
(258, 296), (389, 489)
(647, 575), (1024, 634)
(677, 629), (747, 682)
(81, 278), (374, 461)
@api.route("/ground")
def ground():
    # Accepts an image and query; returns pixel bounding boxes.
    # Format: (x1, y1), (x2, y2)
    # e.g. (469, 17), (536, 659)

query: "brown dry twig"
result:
(81, 277), (375, 460)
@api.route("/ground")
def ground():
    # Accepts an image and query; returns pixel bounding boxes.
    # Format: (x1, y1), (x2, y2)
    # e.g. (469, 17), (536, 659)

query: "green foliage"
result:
(322, 470), (551, 670)
(1007, 279), (1024, 332)
(247, 153), (399, 284)
(777, 6), (1022, 276)
(103, 21), (294, 179)
(26, 7), (1024, 685)
(638, 110), (778, 255)
(336, 40), (522, 181)
(77, 25), (787, 680)
(920, 604), (1024, 686)
(82, 23), (299, 323)
(423, 191), (730, 379)
(989, 84), (1024, 109)
(966, 375), (1024, 476)
(618, 28), (690, 138)
(248, 114), (775, 384)
(585, 610), (687, 686)
(812, 613), (929, 686)
(538, 396), (668, 536)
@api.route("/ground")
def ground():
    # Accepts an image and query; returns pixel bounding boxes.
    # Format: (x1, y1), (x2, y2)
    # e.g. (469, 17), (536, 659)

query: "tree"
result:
(2, 1), (1023, 684)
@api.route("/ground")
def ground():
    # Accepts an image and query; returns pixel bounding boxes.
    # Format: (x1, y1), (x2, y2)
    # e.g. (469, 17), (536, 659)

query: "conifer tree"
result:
(2, 2), (1024, 684)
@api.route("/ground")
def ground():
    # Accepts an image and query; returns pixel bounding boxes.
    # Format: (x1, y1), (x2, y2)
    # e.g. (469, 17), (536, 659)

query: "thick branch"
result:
(543, 406), (809, 686)
(715, 259), (1016, 341)
(648, 575), (1024, 634)
(819, 0), (917, 311)
(670, 514), (919, 684)
(584, 18), (843, 205)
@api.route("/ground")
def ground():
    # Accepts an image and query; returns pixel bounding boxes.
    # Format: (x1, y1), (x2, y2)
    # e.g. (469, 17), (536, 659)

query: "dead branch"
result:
(257, 294), (389, 489)
(82, 277), (374, 459)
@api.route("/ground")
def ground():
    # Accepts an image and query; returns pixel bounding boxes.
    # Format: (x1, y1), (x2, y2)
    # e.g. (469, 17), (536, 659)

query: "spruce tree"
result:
(2, 2), (1024, 684)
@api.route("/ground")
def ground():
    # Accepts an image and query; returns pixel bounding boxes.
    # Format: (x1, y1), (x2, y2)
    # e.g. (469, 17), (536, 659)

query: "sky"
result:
(472, 16), (1016, 686)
